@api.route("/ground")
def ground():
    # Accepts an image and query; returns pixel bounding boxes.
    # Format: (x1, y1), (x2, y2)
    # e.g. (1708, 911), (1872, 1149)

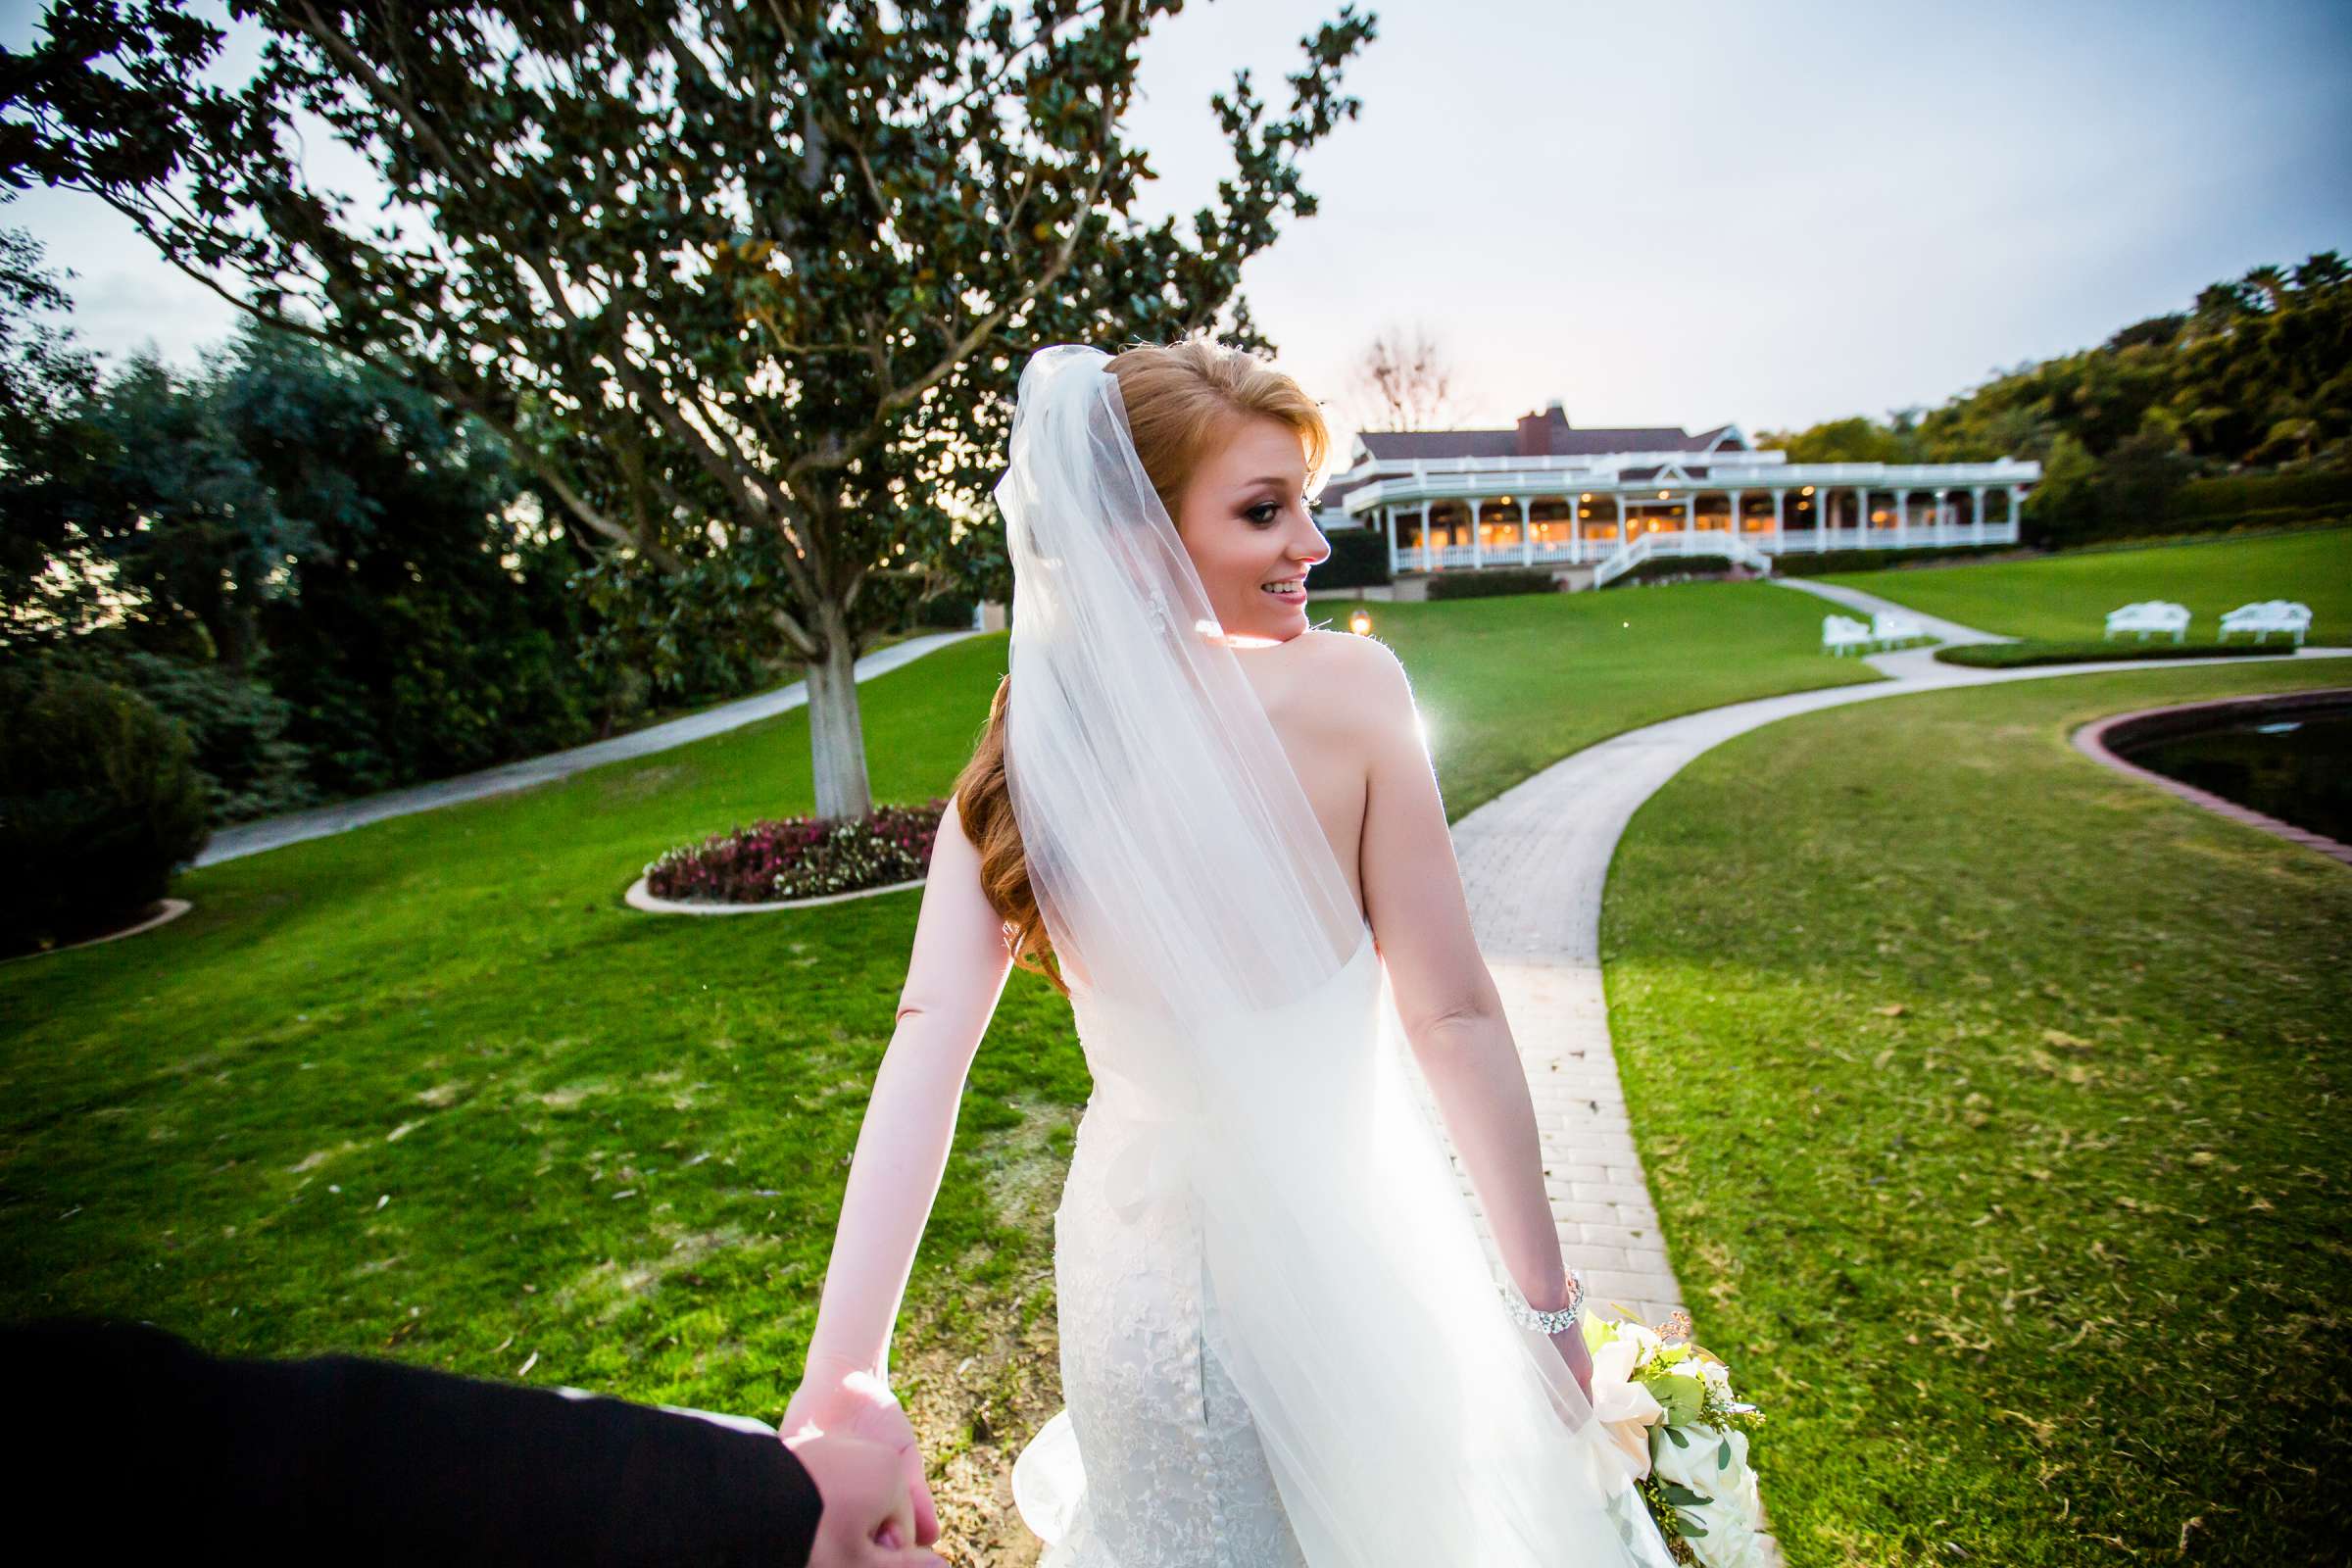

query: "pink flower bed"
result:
(643, 798), (947, 904)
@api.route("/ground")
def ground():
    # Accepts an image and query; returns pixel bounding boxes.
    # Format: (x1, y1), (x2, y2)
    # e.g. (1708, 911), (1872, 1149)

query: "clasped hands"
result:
(780, 1355), (944, 1565)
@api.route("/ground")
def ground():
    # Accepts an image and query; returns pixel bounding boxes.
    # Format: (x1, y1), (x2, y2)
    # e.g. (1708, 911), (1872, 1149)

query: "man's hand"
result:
(783, 1430), (944, 1565)
(781, 1362), (940, 1558)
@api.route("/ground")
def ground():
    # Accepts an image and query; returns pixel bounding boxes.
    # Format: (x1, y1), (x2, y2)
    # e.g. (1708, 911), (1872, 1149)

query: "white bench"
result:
(2217, 600), (2312, 648)
(1823, 613), (1878, 656)
(2103, 601), (2191, 643)
(1870, 610), (1929, 646)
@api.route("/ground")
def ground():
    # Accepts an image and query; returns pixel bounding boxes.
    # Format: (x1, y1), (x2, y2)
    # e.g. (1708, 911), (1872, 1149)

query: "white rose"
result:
(1730, 1465), (1767, 1533)
(1682, 1504), (1769, 1568)
(1651, 1424), (1768, 1568)
(1653, 1423), (1754, 1504)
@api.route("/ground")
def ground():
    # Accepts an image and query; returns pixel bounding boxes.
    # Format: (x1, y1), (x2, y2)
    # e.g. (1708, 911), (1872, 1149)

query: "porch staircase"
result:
(1592, 529), (1775, 589)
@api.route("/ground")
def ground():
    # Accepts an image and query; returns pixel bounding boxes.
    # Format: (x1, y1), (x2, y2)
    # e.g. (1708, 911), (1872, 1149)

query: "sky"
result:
(4, 0), (2347, 474)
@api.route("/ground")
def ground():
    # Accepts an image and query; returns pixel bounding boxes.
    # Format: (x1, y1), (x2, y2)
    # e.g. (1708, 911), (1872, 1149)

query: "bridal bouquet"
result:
(1581, 1307), (1769, 1568)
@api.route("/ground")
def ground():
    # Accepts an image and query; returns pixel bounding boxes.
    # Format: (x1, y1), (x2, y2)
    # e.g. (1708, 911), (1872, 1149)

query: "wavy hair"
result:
(952, 334), (1331, 997)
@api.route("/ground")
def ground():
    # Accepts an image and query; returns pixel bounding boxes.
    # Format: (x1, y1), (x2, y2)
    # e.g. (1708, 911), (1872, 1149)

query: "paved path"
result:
(1399, 582), (2348, 1564)
(196, 630), (987, 867)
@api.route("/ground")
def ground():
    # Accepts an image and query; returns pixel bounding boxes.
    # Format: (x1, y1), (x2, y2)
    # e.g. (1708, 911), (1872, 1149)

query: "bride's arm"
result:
(798, 789), (1016, 1388)
(1351, 643), (1578, 1324)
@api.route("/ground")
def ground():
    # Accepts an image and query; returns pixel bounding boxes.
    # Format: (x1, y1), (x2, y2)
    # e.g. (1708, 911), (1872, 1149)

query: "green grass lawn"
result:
(1600, 658), (2352, 1566)
(1817, 527), (2352, 646)
(0, 578), (1889, 1558)
(1322, 582), (1884, 816)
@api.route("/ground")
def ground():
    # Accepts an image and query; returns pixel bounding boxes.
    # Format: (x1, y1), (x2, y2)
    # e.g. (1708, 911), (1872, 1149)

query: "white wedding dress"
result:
(1011, 908), (1679, 1568)
(992, 342), (1680, 1567)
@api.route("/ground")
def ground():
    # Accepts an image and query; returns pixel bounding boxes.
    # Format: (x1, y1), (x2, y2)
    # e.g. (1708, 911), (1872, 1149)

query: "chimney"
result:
(1516, 399), (1570, 456)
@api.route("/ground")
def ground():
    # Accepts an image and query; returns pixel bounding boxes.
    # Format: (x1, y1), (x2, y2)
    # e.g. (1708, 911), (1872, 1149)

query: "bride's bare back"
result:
(1231, 627), (1374, 925)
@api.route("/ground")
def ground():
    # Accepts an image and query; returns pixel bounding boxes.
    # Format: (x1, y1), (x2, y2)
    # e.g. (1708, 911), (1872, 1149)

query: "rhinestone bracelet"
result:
(1501, 1267), (1586, 1334)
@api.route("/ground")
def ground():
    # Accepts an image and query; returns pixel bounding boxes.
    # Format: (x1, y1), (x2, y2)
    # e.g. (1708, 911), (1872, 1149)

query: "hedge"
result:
(1425, 567), (1564, 600)
(1, 664), (212, 956)
(1311, 526), (1393, 589)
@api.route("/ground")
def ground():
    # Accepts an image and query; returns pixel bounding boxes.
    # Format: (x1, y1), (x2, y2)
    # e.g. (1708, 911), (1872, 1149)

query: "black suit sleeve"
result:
(3, 1318), (825, 1567)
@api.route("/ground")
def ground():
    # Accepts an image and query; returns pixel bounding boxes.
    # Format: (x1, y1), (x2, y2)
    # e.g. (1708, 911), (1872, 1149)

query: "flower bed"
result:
(643, 798), (947, 905)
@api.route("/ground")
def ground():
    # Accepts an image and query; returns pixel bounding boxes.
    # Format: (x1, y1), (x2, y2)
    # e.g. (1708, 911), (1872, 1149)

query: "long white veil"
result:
(999, 344), (1680, 1565)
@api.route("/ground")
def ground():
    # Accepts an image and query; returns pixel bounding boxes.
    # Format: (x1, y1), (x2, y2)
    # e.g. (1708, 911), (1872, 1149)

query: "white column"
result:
(1419, 503), (1432, 572)
(2008, 486), (2026, 535)
(1818, 491), (1830, 552)
(1856, 488), (1870, 547)
(1731, 489), (1742, 537)
(1682, 490), (1694, 534)
(1934, 488), (1948, 543)
(1573, 496), (1585, 564)
(1470, 499), (1485, 568)
(1384, 505), (1397, 576)
(1772, 489), (1786, 553)
(1895, 488), (1908, 548)
(1615, 493), (1626, 553)
(1520, 497), (1534, 566)
(1972, 486), (1986, 545)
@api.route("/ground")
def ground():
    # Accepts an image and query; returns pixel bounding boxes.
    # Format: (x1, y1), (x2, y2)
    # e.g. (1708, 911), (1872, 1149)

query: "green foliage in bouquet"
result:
(1581, 1309), (1770, 1568)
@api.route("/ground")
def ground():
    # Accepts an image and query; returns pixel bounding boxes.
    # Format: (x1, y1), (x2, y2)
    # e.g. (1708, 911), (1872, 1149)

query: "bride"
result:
(780, 339), (1681, 1565)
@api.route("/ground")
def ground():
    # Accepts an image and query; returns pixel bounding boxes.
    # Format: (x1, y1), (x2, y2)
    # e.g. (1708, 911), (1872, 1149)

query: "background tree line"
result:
(1755, 251), (2352, 548)
(0, 230), (824, 826)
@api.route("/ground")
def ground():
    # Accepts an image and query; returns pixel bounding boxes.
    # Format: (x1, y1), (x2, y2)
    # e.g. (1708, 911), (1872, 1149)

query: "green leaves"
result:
(8, 0), (1379, 809)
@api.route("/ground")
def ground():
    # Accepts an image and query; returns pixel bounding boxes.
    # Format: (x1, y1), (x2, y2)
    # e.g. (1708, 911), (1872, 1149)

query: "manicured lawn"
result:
(1600, 658), (2352, 1566)
(0, 579), (1886, 1560)
(1323, 581), (1884, 817)
(11, 569), (2340, 1561)
(1818, 527), (2352, 646)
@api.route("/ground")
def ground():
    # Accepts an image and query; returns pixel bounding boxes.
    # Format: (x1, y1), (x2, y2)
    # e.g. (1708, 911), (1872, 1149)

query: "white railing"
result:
(1347, 460), (2040, 515)
(1591, 529), (1774, 589)
(1390, 519), (2021, 576)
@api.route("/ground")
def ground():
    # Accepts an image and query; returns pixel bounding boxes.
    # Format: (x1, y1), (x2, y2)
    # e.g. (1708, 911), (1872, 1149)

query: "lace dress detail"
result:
(1030, 1110), (1312, 1567)
(1010, 939), (1386, 1566)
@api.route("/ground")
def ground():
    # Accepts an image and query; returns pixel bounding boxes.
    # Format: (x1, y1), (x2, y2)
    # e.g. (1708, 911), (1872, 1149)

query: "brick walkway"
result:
(1396, 579), (2349, 1565)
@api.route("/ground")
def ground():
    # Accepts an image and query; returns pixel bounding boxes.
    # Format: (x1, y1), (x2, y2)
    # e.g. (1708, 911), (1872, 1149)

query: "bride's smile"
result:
(1167, 414), (1332, 648)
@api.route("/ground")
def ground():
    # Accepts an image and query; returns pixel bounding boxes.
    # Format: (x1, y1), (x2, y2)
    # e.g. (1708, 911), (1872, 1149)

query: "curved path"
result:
(1405, 579), (2347, 1564)
(196, 629), (986, 867)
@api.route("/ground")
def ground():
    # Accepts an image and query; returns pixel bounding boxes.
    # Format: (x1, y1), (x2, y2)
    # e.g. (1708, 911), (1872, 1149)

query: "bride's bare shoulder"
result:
(1293, 628), (1413, 715)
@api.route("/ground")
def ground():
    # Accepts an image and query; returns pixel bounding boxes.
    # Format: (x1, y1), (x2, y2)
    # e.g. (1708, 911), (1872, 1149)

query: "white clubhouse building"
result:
(1317, 401), (2039, 587)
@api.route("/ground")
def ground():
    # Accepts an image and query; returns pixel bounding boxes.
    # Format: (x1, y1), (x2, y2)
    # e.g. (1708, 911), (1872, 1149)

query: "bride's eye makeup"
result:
(1247, 492), (1311, 526)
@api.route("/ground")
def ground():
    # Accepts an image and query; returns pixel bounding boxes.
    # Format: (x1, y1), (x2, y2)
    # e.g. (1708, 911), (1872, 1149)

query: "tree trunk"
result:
(805, 598), (874, 819)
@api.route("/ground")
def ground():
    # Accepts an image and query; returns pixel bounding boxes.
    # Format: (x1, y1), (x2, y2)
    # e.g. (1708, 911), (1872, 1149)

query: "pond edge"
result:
(2070, 686), (2352, 868)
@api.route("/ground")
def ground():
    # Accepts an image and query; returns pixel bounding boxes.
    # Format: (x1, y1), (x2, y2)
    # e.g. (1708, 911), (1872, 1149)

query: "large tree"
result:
(1, 0), (1379, 814)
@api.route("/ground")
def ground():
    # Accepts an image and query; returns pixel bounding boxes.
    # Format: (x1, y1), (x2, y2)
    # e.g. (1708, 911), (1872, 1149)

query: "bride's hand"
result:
(1549, 1318), (1596, 1408)
(782, 1357), (940, 1548)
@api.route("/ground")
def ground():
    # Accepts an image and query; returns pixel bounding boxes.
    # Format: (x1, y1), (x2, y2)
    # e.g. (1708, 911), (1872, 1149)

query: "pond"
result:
(2114, 694), (2352, 845)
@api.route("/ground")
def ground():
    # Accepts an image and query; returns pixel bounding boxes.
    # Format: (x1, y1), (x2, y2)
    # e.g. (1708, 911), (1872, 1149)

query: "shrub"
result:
(0, 663), (212, 956)
(914, 592), (979, 629)
(1769, 543), (2018, 577)
(645, 798), (947, 904)
(1426, 567), (1561, 601)
(105, 649), (321, 823)
(1934, 639), (2286, 668)
(2166, 468), (2352, 533)
(1310, 526), (1393, 589)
